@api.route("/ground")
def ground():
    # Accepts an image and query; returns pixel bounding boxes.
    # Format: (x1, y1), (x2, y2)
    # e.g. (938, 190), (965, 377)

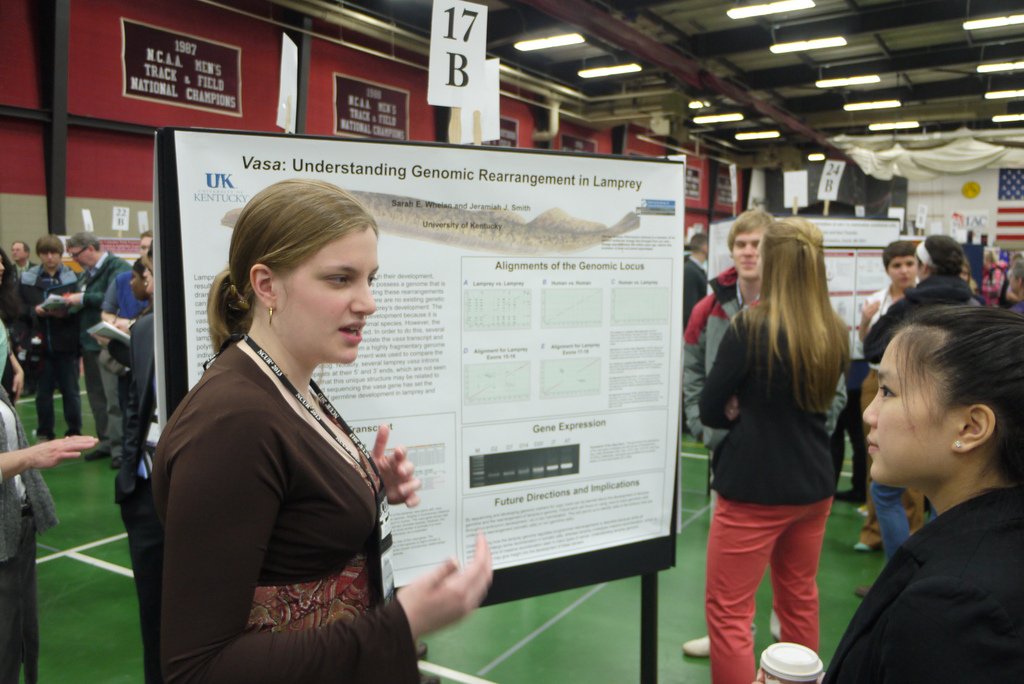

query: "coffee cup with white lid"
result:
(760, 642), (823, 683)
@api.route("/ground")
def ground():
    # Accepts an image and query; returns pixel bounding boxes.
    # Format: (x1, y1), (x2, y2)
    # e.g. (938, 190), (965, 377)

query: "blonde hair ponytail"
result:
(741, 217), (848, 412)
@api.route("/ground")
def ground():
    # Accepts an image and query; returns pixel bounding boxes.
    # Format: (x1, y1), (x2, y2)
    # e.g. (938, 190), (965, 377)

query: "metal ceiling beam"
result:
(747, 39), (1024, 90)
(688, 0), (1021, 59)
(785, 74), (1024, 115)
(511, 0), (845, 154)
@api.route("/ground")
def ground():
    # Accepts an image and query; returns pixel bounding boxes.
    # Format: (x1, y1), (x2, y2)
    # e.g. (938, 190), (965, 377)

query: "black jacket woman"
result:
(825, 306), (1024, 683)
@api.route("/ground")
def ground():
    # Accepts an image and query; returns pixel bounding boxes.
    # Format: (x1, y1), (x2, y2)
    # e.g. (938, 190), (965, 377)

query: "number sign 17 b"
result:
(427, 0), (488, 107)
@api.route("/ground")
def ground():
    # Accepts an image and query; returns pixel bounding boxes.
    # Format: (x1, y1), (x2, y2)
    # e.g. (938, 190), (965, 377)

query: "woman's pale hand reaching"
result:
(397, 532), (493, 640)
(371, 423), (422, 507)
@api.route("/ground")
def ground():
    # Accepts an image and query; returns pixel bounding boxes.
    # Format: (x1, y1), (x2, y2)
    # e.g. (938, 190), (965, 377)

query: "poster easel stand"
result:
(641, 574), (658, 683)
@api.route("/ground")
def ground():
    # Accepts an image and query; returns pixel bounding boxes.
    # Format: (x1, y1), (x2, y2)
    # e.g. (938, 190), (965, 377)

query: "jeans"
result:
(34, 352), (82, 438)
(871, 481), (910, 560)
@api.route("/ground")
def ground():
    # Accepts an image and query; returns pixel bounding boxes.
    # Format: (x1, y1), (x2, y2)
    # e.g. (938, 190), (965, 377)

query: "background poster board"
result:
(707, 216), (901, 359)
(155, 129), (684, 602)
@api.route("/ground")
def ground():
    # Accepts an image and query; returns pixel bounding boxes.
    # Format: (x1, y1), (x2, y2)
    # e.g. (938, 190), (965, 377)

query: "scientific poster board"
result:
(708, 216), (901, 359)
(154, 129), (683, 602)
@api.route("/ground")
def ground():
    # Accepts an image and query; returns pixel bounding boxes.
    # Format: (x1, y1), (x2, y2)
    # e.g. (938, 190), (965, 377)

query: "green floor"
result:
(17, 393), (886, 683)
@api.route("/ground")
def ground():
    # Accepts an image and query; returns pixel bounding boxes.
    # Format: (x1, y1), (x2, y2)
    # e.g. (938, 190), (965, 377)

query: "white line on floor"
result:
(36, 532), (128, 564)
(15, 389), (88, 405)
(476, 501), (710, 677)
(477, 582), (607, 677)
(680, 452), (709, 461)
(64, 551), (135, 578)
(419, 662), (498, 684)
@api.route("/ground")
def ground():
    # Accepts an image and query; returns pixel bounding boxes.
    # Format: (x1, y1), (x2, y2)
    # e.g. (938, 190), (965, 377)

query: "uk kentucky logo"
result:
(205, 173), (235, 189)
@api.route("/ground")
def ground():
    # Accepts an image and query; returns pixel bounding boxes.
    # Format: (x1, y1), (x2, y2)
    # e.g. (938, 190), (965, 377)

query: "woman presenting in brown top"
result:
(153, 179), (492, 683)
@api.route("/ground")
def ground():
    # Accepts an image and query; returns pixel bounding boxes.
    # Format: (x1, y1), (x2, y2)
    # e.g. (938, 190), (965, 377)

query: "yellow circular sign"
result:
(962, 181), (981, 198)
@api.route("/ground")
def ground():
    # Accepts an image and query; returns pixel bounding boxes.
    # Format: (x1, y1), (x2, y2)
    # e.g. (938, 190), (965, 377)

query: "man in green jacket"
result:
(63, 233), (131, 466)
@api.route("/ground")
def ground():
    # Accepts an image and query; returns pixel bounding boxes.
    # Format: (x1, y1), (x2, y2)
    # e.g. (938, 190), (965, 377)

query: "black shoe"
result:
(416, 641), (428, 660)
(835, 489), (866, 503)
(83, 449), (111, 462)
(419, 675), (440, 684)
(110, 456), (123, 470)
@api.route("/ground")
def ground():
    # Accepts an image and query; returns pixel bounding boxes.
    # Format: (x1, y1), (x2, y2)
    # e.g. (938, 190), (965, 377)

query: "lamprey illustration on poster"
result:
(163, 130), (684, 586)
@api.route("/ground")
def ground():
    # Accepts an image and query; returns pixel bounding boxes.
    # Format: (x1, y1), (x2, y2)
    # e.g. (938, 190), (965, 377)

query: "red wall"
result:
(556, 119), (611, 154)
(624, 124), (667, 157)
(66, 126), (154, 201)
(0, 0), (43, 109)
(68, 0), (281, 131)
(0, 119), (47, 195)
(305, 34), (436, 141)
(499, 96), (537, 148)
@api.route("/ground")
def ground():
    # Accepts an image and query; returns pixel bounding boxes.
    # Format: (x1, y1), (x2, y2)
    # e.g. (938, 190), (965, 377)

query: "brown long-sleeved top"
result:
(152, 343), (418, 683)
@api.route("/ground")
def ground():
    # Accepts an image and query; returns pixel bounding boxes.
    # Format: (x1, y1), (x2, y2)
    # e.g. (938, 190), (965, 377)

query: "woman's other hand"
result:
(397, 533), (493, 640)
(371, 423), (422, 507)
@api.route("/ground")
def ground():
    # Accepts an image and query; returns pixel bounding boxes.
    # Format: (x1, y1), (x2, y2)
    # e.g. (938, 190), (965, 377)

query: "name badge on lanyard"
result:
(375, 492), (395, 604)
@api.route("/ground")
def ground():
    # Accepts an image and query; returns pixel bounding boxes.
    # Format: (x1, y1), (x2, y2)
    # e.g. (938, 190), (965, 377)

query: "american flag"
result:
(997, 168), (1024, 243)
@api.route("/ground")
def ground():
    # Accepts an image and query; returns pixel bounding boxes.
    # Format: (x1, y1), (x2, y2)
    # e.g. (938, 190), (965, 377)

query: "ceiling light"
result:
(868, 121), (919, 131)
(807, 153), (826, 161)
(727, 0), (815, 20)
(844, 100), (901, 111)
(692, 113), (745, 124)
(514, 34), (585, 51)
(578, 64), (641, 78)
(735, 131), (780, 140)
(770, 36), (846, 54)
(977, 61), (1024, 73)
(688, 100), (711, 109)
(985, 89), (1024, 99)
(815, 75), (880, 88)
(994, 114), (1024, 122)
(963, 14), (1024, 31)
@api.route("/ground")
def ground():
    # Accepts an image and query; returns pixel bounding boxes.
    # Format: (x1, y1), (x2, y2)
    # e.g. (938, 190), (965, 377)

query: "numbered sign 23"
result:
(427, 0), (488, 107)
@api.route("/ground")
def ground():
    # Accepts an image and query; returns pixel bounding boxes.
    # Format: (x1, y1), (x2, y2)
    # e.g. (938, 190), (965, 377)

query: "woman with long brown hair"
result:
(699, 217), (848, 684)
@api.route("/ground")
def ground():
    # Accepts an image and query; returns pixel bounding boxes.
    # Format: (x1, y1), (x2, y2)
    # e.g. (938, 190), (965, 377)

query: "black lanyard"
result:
(242, 335), (381, 497)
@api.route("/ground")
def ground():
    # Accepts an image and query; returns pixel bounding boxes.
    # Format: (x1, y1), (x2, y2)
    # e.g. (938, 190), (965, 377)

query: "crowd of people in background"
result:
(681, 223), (1024, 683)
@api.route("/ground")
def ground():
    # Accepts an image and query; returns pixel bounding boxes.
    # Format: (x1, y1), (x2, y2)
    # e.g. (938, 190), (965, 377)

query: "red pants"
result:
(705, 495), (831, 684)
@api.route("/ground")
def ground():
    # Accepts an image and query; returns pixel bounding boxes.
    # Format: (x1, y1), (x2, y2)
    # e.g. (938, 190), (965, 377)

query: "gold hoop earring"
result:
(269, 307), (274, 327)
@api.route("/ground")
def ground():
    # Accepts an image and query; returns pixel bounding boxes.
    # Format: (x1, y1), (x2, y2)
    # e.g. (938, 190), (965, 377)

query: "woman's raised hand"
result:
(370, 423), (422, 507)
(397, 533), (493, 640)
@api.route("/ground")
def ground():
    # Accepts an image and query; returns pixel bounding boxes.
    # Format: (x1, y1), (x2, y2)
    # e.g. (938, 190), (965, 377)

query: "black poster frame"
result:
(154, 127), (678, 610)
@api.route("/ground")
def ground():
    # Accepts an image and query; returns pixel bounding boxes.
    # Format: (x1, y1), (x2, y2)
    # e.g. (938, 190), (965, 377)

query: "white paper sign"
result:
(428, 0), (487, 107)
(138, 211), (149, 232)
(459, 58), (500, 143)
(888, 206), (906, 232)
(82, 209), (95, 232)
(915, 204), (928, 230)
(817, 160), (846, 201)
(855, 205), (865, 217)
(112, 206), (130, 232)
(276, 33), (299, 134)
(783, 170), (808, 208)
